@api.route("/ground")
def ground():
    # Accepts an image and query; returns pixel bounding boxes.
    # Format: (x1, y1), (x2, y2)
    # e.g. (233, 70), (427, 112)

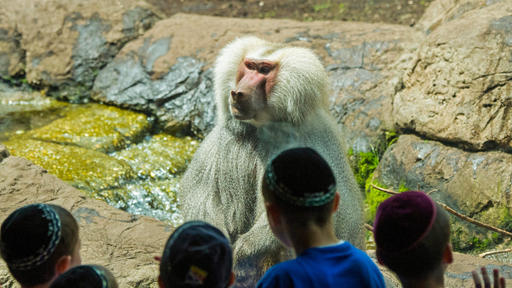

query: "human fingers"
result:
(474, 270), (483, 288)
(482, 267), (491, 288)
(493, 269), (500, 288)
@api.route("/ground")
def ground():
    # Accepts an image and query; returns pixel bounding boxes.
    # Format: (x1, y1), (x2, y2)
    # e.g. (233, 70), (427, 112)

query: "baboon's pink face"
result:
(230, 58), (278, 120)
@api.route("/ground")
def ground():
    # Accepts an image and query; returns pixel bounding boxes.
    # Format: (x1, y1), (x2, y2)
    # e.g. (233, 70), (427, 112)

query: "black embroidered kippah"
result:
(265, 147), (336, 207)
(1, 203), (62, 270)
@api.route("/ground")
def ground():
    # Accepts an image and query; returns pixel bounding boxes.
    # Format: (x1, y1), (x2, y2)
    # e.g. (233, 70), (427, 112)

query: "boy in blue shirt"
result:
(257, 147), (385, 288)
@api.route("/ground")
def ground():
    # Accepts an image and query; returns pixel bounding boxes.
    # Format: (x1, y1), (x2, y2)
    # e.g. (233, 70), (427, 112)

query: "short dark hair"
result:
(262, 147), (337, 226)
(50, 265), (118, 288)
(160, 221), (232, 288)
(374, 192), (450, 278)
(0, 204), (79, 286)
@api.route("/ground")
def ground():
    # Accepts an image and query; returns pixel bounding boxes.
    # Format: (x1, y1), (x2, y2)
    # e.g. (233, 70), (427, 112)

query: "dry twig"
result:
(364, 223), (373, 232)
(479, 248), (512, 258)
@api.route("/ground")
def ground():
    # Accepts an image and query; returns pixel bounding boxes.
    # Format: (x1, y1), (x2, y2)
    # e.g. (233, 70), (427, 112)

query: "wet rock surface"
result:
(3, 138), (136, 192)
(25, 103), (151, 153)
(93, 54), (215, 136)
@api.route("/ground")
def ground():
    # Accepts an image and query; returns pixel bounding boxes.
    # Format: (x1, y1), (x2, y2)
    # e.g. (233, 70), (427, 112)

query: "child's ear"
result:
(228, 272), (235, 287)
(442, 243), (453, 265)
(332, 192), (340, 214)
(54, 255), (72, 275)
(158, 275), (165, 288)
(265, 202), (281, 226)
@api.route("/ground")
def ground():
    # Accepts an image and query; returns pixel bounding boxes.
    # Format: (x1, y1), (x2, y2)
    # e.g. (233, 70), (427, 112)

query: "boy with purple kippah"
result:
(374, 191), (452, 287)
(257, 147), (385, 288)
(374, 191), (507, 288)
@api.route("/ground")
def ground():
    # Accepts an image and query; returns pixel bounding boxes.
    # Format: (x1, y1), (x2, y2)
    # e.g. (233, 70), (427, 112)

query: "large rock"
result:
(0, 0), (162, 102)
(374, 134), (512, 251)
(417, 0), (507, 34)
(0, 22), (24, 78)
(0, 154), (169, 287)
(325, 24), (423, 154)
(394, 2), (512, 151)
(92, 13), (423, 141)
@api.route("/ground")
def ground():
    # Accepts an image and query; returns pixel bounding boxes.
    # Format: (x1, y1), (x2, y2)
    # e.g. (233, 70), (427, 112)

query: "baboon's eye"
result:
(259, 66), (272, 74)
(246, 62), (257, 70)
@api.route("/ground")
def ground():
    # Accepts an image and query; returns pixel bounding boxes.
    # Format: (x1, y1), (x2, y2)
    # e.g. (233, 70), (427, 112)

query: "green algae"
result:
(26, 103), (151, 153)
(110, 134), (199, 178)
(3, 138), (135, 191)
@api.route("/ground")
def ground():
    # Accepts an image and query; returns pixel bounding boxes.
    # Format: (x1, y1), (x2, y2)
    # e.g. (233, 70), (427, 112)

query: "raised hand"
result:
(472, 267), (506, 288)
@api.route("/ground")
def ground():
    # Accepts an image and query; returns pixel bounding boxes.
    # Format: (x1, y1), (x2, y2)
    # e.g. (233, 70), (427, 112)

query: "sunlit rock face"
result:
(394, 2), (512, 151)
(0, 0), (161, 102)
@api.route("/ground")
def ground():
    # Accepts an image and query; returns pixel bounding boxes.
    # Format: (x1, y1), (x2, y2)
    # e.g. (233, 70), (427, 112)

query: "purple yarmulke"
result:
(374, 191), (437, 254)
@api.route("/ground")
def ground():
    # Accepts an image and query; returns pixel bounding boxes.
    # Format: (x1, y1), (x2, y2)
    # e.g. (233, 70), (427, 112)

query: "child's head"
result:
(159, 221), (233, 288)
(373, 191), (452, 281)
(262, 147), (338, 239)
(0, 203), (80, 287)
(49, 265), (118, 288)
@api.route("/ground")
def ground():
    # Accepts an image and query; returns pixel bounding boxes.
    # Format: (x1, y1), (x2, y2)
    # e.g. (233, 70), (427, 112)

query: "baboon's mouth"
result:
(230, 104), (254, 120)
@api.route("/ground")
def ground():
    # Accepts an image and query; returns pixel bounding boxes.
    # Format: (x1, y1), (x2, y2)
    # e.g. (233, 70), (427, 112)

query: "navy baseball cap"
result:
(159, 221), (233, 288)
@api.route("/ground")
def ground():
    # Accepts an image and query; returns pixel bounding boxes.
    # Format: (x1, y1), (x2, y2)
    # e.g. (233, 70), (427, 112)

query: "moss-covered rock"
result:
(110, 134), (199, 178)
(26, 103), (151, 153)
(3, 138), (135, 191)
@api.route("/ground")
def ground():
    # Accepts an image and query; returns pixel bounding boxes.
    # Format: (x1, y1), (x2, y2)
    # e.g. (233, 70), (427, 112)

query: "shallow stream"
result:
(0, 85), (199, 226)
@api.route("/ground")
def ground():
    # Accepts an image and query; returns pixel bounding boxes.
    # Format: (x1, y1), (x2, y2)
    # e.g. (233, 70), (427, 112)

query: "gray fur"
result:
(178, 37), (364, 286)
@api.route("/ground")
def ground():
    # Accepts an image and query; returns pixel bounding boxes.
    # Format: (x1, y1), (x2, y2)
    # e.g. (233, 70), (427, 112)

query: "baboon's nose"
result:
(231, 90), (245, 102)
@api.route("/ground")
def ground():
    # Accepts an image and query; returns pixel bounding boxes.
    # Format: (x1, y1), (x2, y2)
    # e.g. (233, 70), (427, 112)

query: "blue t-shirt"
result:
(256, 241), (385, 288)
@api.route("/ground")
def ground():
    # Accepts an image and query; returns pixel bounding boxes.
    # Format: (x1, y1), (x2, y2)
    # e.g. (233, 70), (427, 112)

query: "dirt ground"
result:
(148, 0), (434, 26)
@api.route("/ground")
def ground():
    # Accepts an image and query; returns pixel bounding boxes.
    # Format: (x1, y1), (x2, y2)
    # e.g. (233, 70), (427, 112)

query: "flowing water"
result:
(0, 85), (199, 226)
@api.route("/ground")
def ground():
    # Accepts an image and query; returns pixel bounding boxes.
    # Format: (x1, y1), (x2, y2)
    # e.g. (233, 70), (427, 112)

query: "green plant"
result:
(338, 3), (345, 13)
(364, 178), (390, 224)
(354, 150), (379, 189)
(385, 129), (398, 147)
(313, 1), (331, 12)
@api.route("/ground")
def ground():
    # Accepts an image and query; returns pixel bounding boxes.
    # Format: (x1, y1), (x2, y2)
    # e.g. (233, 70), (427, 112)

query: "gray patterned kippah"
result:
(8, 204), (62, 270)
(91, 266), (108, 288)
(265, 151), (336, 207)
